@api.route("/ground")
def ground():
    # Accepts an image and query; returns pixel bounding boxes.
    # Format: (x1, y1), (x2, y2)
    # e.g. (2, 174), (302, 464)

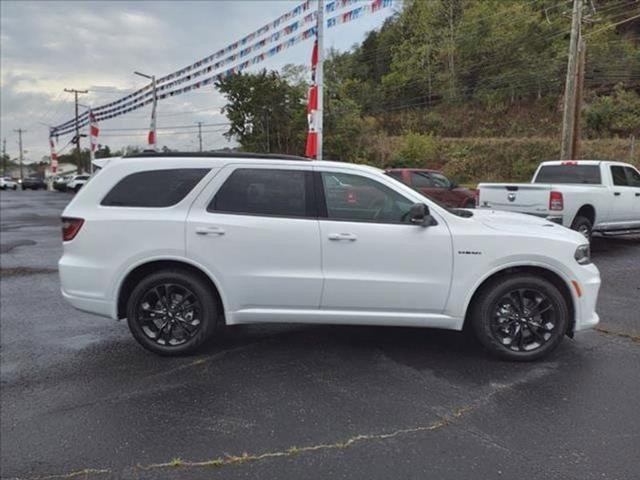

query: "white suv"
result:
(59, 153), (601, 361)
(66, 174), (91, 193)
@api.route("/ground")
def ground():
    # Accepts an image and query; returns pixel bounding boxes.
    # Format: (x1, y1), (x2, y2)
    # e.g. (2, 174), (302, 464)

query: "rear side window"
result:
(209, 168), (312, 217)
(101, 168), (209, 207)
(410, 172), (435, 188)
(534, 165), (601, 184)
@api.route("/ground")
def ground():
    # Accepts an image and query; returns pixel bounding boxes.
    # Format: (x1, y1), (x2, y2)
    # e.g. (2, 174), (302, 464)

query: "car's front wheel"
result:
(471, 274), (569, 361)
(126, 269), (220, 356)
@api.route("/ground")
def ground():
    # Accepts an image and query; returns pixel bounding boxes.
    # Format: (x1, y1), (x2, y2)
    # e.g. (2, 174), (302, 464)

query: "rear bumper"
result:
(61, 289), (114, 318)
(59, 256), (117, 319)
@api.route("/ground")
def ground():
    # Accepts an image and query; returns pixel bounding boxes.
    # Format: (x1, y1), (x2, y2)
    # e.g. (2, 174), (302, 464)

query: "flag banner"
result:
(49, 135), (58, 174)
(148, 100), (157, 149)
(51, 0), (393, 136)
(89, 110), (100, 152)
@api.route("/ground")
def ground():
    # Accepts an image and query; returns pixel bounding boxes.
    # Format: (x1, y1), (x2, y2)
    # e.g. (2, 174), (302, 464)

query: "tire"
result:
(571, 215), (593, 241)
(74, 184), (82, 193)
(471, 274), (569, 361)
(21, 185), (26, 190)
(126, 269), (220, 356)
(12, 185), (17, 190)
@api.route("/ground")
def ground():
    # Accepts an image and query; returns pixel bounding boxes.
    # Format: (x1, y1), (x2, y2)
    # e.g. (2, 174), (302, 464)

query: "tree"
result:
(215, 70), (307, 155)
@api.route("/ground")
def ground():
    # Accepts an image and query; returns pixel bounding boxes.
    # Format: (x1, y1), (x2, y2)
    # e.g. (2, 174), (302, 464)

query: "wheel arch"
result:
(116, 259), (226, 321)
(463, 265), (576, 336)
(574, 204), (596, 226)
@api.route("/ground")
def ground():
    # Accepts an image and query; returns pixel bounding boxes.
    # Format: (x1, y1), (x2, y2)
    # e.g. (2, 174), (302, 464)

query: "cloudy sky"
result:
(0, 0), (396, 164)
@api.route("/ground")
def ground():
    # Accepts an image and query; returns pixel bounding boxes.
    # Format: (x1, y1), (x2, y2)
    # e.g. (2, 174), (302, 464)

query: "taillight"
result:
(549, 191), (563, 211)
(61, 217), (84, 241)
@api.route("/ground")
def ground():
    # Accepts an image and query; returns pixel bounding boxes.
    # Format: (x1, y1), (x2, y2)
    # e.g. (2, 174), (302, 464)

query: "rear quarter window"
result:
(101, 168), (209, 207)
(534, 165), (601, 184)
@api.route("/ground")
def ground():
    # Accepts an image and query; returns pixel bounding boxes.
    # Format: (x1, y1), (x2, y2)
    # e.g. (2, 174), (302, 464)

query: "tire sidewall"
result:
(571, 215), (593, 241)
(472, 275), (569, 361)
(126, 270), (218, 356)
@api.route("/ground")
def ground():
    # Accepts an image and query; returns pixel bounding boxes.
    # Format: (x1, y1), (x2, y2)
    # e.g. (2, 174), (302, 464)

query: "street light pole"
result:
(134, 71), (157, 151)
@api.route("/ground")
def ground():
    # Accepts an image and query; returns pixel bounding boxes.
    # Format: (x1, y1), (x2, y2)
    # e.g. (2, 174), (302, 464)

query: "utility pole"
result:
(316, 0), (324, 160)
(14, 129), (25, 181)
(196, 121), (203, 152)
(64, 88), (88, 173)
(2, 138), (6, 177)
(571, 38), (586, 160)
(560, 0), (582, 160)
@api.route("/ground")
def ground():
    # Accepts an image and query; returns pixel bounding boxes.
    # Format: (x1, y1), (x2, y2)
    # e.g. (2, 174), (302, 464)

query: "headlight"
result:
(574, 244), (591, 265)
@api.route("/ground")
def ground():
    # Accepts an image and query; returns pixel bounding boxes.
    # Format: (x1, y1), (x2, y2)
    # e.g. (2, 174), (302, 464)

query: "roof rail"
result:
(123, 151), (311, 161)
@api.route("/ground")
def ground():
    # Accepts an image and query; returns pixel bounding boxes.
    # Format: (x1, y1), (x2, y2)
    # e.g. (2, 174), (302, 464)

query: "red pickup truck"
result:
(385, 168), (476, 208)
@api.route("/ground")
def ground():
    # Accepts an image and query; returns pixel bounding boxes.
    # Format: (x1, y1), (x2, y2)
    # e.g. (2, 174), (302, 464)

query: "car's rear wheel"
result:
(74, 184), (82, 193)
(571, 215), (593, 241)
(471, 274), (569, 361)
(126, 270), (219, 356)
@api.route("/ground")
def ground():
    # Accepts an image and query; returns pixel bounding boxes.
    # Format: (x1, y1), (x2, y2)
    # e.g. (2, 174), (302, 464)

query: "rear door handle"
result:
(328, 233), (357, 241)
(195, 226), (225, 236)
(613, 192), (621, 196)
(636, 193), (640, 197)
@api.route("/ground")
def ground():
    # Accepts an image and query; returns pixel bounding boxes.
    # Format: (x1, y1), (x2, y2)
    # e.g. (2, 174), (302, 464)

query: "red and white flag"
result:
(49, 136), (58, 174)
(89, 110), (100, 153)
(148, 102), (157, 149)
(305, 39), (319, 159)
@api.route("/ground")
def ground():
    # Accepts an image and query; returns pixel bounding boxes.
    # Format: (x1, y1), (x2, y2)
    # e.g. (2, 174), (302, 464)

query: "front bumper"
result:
(572, 263), (601, 332)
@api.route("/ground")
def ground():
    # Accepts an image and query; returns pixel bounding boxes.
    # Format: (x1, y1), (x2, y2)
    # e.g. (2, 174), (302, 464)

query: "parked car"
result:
(60, 152), (600, 361)
(66, 174), (90, 193)
(21, 176), (47, 190)
(0, 177), (18, 190)
(54, 175), (73, 192)
(385, 168), (476, 208)
(478, 160), (640, 239)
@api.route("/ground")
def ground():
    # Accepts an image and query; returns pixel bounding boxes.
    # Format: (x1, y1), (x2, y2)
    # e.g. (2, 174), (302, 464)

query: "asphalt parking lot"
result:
(1, 190), (639, 480)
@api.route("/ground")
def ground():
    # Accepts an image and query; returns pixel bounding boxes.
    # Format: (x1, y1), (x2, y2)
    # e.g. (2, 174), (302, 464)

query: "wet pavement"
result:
(1, 190), (639, 480)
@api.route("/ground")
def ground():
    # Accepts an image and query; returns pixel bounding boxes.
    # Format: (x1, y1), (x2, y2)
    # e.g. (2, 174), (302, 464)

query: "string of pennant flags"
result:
(51, 0), (370, 134)
(50, 0), (392, 138)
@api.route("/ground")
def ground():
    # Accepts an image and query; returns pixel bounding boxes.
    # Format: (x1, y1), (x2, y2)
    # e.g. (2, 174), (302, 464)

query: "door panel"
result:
(186, 166), (322, 313)
(609, 165), (637, 225)
(317, 170), (453, 314)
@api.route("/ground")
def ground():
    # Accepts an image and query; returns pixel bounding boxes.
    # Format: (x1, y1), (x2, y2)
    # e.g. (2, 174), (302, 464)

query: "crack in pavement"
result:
(595, 327), (640, 343)
(0, 267), (58, 278)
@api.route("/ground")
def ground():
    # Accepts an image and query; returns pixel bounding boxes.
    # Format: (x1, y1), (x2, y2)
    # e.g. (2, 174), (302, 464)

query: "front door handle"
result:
(328, 233), (357, 242)
(636, 193), (640, 197)
(195, 226), (225, 236)
(613, 192), (621, 196)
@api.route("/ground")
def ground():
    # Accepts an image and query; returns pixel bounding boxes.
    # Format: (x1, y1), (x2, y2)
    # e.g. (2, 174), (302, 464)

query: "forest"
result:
(215, 0), (640, 183)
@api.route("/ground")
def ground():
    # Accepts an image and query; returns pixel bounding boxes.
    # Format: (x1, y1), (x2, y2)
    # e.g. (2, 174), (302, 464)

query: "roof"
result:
(123, 151), (311, 161)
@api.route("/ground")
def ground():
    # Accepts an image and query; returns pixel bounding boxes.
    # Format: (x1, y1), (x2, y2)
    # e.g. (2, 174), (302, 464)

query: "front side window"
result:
(624, 167), (640, 187)
(611, 166), (629, 186)
(321, 172), (414, 224)
(209, 168), (311, 217)
(429, 172), (451, 188)
(101, 168), (209, 207)
(410, 172), (435, 188)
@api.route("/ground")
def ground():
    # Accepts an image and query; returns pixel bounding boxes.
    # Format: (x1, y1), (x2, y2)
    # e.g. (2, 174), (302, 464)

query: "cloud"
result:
(0, 0), (392, 162)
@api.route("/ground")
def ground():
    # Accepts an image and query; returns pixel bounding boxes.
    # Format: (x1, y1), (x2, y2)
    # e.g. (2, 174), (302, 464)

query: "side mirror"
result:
(449, 181), (458, 190)
(408, 203), (434, 226)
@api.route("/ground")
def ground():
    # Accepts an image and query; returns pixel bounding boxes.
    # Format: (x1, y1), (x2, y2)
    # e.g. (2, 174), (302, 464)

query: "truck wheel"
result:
(471, 274), (569, 361)
(571, 216), (593, 241)
(126, 269), (219, 356)
(13, 185), (17, 190)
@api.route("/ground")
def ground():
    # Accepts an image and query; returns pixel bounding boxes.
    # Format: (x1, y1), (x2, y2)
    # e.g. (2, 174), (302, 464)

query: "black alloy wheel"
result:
(490, 288), (557, 353)
(472, 274), (569, 361)
(127, 269), (219, 355)
(136, 283), (203, 347)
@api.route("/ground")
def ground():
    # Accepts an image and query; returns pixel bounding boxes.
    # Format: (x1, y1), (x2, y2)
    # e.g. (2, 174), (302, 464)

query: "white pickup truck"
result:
(478, 160), (640, 238)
